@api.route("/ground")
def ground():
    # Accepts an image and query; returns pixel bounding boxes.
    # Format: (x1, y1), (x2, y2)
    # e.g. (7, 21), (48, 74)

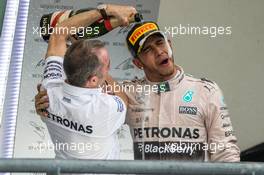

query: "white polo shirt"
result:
(41, 56), (126, 160)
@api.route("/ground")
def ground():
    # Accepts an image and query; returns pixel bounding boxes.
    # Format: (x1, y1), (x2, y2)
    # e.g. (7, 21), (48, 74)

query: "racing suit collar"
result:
(145, 65), (184, 93)
(63, 82), (102, 96)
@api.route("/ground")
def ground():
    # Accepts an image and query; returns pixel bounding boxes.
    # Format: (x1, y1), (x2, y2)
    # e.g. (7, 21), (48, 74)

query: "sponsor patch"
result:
(179, 106), (197, 115)
(158, 82), (170, 93)
(46, 112), (93, 134)
(220, 113), (230, 119)
(44, 59), (63, 80)
(113, 96), (124, 112)
(183, 90), (194, 103)
(133, 141), (205, 160)
(221, 96), (226, 106)
(131, 108), (154, 113)
(133, 127), (200, 139)
(62, 96), (71, 103)
(220, 106), (228, 110)
(222, 123), (231, 128)
(225, 130), (235, 137)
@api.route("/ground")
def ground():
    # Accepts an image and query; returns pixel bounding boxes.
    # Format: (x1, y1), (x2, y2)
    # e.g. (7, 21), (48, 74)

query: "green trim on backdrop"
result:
(0, 0), (7, 37)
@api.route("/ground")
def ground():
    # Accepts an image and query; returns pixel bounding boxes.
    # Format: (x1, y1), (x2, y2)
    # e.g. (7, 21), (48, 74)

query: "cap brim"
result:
(137, 31), (166, 54)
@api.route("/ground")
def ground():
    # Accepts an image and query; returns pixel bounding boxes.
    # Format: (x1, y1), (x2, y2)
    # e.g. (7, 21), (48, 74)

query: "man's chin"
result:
(159, 67), (175, 79)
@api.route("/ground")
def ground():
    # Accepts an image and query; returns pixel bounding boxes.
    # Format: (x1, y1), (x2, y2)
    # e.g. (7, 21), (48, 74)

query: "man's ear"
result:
(167, 39), (172, 48)
(132, 58), (144, 69)
(166, 38), (174, 58)
(85, 75), (99, 88)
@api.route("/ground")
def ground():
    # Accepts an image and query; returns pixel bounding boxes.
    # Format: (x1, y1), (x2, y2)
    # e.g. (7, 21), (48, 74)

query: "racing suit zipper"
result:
(158, 93), (162, 159)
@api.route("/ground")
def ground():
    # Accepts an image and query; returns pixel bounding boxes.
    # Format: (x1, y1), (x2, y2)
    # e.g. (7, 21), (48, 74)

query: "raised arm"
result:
(46, 4), (136, 58)
(46, 10), (100, 58)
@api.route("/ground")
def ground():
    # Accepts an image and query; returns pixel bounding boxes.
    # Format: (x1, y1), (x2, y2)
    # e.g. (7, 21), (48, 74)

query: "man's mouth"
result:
(160, 58), (169, 65)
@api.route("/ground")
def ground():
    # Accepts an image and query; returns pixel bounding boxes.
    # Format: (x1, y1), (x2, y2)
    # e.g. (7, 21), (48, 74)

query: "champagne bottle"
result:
(40, 8), (143, 42)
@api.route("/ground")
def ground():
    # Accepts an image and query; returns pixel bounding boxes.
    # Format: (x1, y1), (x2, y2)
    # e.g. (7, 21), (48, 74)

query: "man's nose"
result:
(153, 46), (164, 56)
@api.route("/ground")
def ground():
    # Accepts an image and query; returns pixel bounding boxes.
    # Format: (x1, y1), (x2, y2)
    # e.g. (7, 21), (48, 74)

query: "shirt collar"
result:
(145, 65), (185, 93)
(63, 82), (102, 96)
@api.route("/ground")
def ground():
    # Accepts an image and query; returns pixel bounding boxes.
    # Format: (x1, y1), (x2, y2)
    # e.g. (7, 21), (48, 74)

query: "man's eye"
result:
(157, 39), (164, 45)
(143, 47), (151, 53)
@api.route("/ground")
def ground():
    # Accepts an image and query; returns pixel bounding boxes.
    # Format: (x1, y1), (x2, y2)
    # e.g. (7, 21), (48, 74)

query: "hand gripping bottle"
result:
(40, 8), (143, 42)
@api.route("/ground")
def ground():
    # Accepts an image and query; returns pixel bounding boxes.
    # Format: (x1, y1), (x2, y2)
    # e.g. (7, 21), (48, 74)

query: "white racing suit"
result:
(123, 66), (240, 161)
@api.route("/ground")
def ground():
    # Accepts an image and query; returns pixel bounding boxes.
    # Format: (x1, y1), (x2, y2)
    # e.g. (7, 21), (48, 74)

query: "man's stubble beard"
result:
(158, 67), (175, 80)
(158, 59), (176, 79)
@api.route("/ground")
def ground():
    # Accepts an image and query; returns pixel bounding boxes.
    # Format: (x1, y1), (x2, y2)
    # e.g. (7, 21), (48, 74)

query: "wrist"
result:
(105, 4), (115, 16)
(97, 4), (108, 19)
